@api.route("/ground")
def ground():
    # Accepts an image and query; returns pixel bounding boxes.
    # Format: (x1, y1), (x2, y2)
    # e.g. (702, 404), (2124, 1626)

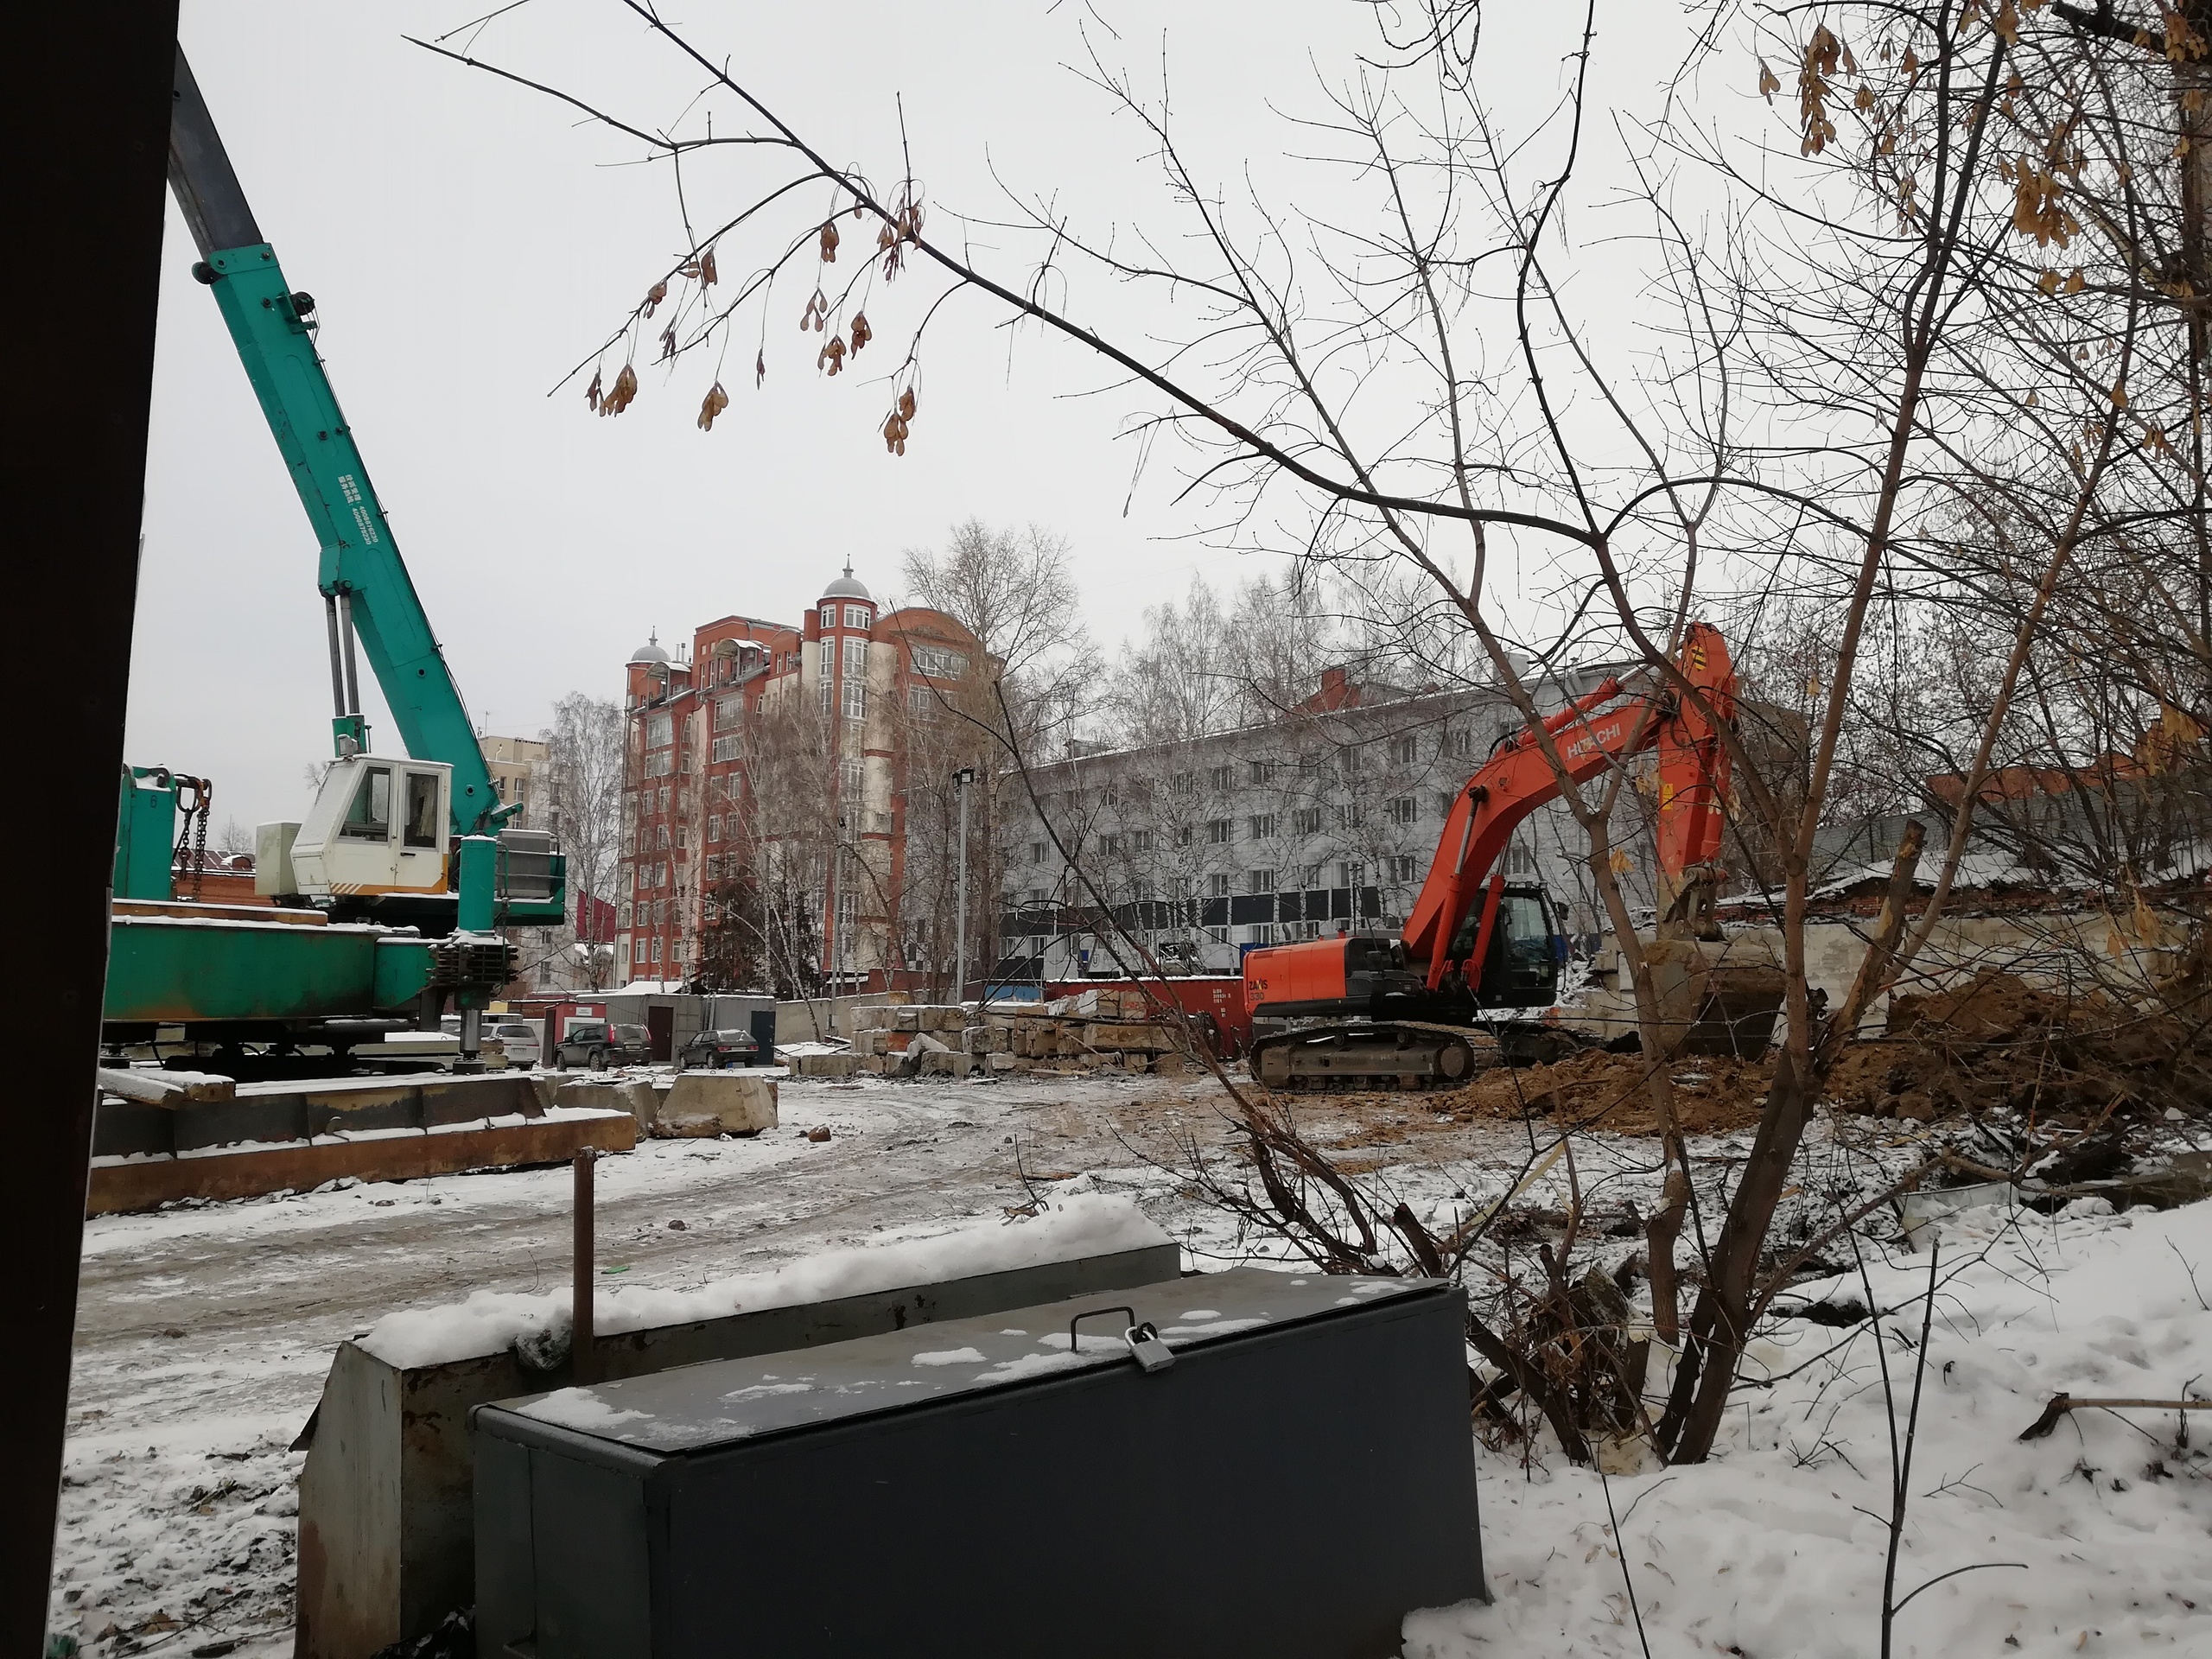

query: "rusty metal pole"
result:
(572, 1149), (596, 1384)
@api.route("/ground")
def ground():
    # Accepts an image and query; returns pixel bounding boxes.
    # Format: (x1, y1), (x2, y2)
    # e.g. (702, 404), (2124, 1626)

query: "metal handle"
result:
(1068, 1305), (1137, 1354)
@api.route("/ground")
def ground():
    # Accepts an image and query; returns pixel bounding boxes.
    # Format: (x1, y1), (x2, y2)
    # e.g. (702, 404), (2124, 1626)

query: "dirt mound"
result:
(1829, 969), (2212, 1127)
(1437, 1047), (1772, 1136)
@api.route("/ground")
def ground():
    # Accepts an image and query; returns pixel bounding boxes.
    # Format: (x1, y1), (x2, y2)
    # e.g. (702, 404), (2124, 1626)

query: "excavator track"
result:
(1248, 1021), (1503, 1092)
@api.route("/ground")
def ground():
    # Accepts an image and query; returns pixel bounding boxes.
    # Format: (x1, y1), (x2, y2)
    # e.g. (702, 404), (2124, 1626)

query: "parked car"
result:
(677, 1027), (765, 1070)
(489, 1020), (543, 1068)
(557, 1020), (653, 1070)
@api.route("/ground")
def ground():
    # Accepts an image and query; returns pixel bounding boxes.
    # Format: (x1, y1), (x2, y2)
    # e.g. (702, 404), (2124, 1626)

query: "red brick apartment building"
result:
(616, 566), (988, 990)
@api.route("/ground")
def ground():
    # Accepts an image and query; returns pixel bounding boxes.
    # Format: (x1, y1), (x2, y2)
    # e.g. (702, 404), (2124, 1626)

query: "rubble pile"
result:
(789, 989), (1198, 1082)
(1826, 969), (2212, 1128)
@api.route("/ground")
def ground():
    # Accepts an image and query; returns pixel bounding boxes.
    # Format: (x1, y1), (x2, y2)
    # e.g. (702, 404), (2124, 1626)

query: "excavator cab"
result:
(1452, 882), (1560, 1009)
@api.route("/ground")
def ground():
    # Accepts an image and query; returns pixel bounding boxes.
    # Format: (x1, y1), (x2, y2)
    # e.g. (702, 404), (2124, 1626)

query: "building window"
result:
(910, 642), (969, 679)
(1172, 875), (1194, 899)
(844, 603), (872, 630)
(646, 711), (674, 748)
(1131, 829), (1153, 854)
(1175, 825), (1192, 848)
(1293, 807), (1322, 836)
(1249, 868), (1276, 893)
(1030, 841), (1046, 865)
(674, 824), (687, 849)
(1386, 796), (1417, 825)
(714, 696), (743, 731)
(1207, 873), (1231, 898)
(1169, 772), (1197, 797)
(840, 758), (864, 800)
(1103, 833), (1122, 855)
(1248, 760), (1275, 785)
(1450, 728), (1478, 759)
(1338, 746), (1361, 773)
(1505, 844), (1537, 877)
(1248, 813), (1277, 841)
(1338, 861), (1364, 888)
(1387, 855), (1419, 883)
(1206, 817), (1231, 843)
(1336, 804), (1363, 830)
(651, 936), (663, 963)
(632, 936), (645, 963)
(1298, 753), (1321, 777)
(908, 685), (938, 720)
(1389, 734), (1419, 764)
(842, 638), (868, 721)
(656, 824), (670, 850)
(645, 749), (674, 779)
(821, 604), (836, 628)
(1437, 791), (1461, 817)
(1208, 764), (1234, 791)
(658, 785), (671, 813)
(618, 901), (633, 928)
(1295, 863), (1323, 888)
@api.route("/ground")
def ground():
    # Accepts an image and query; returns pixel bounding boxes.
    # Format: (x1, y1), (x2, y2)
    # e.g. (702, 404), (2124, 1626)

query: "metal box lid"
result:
(488, 1268), (1442, 1456)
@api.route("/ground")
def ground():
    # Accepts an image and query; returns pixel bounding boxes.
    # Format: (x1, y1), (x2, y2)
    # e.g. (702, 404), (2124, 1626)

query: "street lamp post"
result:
(952, 766), (976, 1004)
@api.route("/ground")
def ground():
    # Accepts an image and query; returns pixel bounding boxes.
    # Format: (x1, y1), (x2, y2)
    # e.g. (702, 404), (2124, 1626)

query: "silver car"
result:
(489, 1020), (543, 1068)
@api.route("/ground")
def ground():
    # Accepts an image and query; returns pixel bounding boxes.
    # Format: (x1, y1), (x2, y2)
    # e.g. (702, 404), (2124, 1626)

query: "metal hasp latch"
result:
(1069, 1306), (1176, 1375)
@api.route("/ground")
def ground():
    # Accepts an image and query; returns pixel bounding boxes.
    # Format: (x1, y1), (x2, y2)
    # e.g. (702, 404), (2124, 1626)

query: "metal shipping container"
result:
(474, 1268), (1484, 1658)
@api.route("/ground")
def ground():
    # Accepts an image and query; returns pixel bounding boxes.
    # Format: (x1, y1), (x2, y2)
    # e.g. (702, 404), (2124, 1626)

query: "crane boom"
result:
(166, 46), (508, 836)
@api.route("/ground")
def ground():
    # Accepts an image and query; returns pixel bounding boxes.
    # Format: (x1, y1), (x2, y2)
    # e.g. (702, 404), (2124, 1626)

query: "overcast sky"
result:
(138, 1), (1710, 832)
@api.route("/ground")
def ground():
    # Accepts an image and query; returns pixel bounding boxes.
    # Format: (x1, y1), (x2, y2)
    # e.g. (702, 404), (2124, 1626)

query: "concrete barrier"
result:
(293, 1230), (1181, 1659)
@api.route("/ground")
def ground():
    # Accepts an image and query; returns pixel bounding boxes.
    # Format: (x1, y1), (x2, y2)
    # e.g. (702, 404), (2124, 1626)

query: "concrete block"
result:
(915, 1003), (967, 1032)
(852, 1055), (886, 1075)
(907, 1032), (950, 1055)
(986, 1052), (1017, 1074)
(294, 1235), (1182, 1659)
(1083, 1022), (1174, 1052)
(918, 1050), (973, 1079)
(849, 1005), (899, 1033)
(797, 1053), (859, 1079)
(651, 1072), (778, 1138)
(847, 1029), (883, 1057)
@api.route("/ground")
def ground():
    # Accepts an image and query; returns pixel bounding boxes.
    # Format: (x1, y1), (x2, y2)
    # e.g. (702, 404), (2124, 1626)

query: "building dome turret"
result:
(821, 564), (872, 603)
(629, 631), (671, 666)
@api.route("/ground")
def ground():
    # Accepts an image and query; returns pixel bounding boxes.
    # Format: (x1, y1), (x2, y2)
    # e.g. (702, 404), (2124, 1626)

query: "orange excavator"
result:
(1243, 622), (1784, 1090)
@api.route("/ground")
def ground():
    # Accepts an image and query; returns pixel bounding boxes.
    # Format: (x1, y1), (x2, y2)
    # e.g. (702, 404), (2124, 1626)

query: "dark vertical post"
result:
(3, 4), (179, 1648)
(572, 1150), (597, 1383)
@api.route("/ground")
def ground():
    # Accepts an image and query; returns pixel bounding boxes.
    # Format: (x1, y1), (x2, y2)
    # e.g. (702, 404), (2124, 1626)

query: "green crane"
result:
(168, 44), (507, 836)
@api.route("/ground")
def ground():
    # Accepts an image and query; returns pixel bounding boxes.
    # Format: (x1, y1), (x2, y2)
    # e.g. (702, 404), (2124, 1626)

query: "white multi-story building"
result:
(996, 662), (1634, 982)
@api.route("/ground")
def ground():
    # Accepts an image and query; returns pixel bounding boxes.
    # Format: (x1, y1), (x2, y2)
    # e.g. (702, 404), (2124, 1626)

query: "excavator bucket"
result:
(1637, 935), (1787, 1059)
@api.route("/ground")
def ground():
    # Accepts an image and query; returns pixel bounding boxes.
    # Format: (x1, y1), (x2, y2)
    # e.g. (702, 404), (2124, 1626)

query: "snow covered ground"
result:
(49, 1068), (2212, 1657)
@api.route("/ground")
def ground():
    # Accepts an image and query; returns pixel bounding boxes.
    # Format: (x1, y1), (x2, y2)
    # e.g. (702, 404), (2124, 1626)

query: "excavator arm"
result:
(1402, 621), (1738, 986)
(167, 46), (510, 837)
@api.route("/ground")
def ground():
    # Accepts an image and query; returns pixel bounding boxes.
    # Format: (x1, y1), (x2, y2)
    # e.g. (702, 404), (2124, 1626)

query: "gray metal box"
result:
(474, 1268), (1484, 1658)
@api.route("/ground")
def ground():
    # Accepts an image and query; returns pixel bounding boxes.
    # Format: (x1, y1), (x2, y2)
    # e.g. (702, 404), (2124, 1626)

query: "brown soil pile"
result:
(1825, 969), (2212, 1130)
(1436, 1047), (1774, 1136)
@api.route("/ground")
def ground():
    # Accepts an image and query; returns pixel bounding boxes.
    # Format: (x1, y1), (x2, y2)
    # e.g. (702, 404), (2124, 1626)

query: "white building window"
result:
(840, 758), (864, 800)
(820, 604), (836, 628)
(910, 642), (969, 679)
(714, 696), (744, 731)
(711, 734), (743, 763)
(1249, 868), (1276, 893)
(842, 638), (869, 721)
(1386, 796), (1417, 825)
(1338, 861), (1364, 888)
(646, 711), (673, 748)
(844, 604), (873, 630)
(1387, 855), (1419, 883)
(631, 935), (645, 962)
(645, 749), (673, 779)
(651, 936), (663, 963)
(1248, 813), (1277, 840)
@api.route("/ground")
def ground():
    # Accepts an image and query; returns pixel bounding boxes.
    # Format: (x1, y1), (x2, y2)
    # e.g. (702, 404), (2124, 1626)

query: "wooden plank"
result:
(86, 1111), (636, 1215)
(95, 1067), (236, 1106)
(111, 897), (325, 925)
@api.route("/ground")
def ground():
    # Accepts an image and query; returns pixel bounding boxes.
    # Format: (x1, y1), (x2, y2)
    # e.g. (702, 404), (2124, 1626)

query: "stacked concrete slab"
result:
(792, 995), (1194, 1081)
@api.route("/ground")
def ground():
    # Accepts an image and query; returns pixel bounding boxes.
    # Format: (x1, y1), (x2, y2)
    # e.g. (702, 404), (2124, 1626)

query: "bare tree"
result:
(542, 692), (625, 927)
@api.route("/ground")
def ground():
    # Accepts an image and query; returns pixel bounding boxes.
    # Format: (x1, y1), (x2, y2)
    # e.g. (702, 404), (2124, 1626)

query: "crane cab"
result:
(285, 755), (453, 899)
